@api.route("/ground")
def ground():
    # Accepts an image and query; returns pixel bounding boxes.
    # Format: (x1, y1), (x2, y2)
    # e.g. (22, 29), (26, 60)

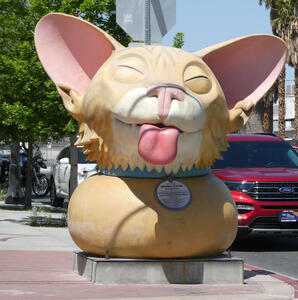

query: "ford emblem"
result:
(279, 186), (295, 194)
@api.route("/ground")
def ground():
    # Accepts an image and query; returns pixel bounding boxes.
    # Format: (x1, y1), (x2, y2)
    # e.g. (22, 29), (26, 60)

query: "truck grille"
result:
(246, 182), (298, 202)
(250, 217), (298, 229)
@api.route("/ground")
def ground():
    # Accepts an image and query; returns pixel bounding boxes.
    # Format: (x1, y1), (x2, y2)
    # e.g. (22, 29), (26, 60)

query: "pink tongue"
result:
(138, 124), (179, 165)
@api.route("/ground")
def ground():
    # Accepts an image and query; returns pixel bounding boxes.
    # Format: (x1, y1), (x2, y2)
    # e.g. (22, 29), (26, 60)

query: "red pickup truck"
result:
(211, 134), (298, 238)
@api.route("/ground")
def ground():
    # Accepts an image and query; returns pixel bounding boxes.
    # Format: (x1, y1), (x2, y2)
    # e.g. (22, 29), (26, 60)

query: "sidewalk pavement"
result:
(0, 199), (297, 300)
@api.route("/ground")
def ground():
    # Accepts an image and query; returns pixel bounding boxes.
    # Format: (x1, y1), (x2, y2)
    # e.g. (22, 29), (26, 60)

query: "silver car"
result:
(50, 146), (97, 207)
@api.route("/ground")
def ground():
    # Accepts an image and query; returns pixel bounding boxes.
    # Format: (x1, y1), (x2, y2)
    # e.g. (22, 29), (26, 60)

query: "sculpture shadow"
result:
(104, 176), (227, 262)
(160, 259), (205, 284)
(244, 269), (275, 280)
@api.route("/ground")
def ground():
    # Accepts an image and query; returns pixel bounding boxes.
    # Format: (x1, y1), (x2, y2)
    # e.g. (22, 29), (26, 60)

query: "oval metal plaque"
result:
(155, 180), (192, 210)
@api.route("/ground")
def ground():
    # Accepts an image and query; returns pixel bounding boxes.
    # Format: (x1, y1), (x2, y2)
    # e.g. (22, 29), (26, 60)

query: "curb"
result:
(245, 264), (298, 299)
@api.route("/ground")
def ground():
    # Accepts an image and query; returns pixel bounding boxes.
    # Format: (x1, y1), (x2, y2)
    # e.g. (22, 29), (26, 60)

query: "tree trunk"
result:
(24, 141), (33, 209)
(263, 101), (270, 133)
(263, 100), (273, 133)
(278, 67), (286, 138)
(262, 81), (277, 133)
(4, 144), (24, 204)
(295, 67), (298, 138)
(239, 100), (264, 134)
(69, 134), (78, 198)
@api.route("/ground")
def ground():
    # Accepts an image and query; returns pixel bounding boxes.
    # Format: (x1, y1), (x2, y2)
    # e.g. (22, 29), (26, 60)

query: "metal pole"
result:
(144, 0), (151, 44)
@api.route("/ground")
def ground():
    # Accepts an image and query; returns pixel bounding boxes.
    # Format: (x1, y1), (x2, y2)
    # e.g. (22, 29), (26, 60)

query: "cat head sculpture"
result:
(35, 13), (286, 174)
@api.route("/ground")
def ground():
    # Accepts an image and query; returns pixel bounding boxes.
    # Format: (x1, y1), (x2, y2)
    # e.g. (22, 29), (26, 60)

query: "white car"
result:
(50, 145), (97, 207)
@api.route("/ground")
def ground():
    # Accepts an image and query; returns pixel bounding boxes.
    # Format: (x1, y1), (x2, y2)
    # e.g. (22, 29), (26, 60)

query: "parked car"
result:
(290, 138), (298, 153)
(0, 155), (9, 189)
(0, 146), (11, 159)
(211, 134), (298, 239)
(50, 145), (97, 207)
(0, 146), (11, 187)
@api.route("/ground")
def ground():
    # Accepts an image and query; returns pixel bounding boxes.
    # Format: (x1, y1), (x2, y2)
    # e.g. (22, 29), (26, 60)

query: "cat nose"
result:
(147, 86), (185, 121)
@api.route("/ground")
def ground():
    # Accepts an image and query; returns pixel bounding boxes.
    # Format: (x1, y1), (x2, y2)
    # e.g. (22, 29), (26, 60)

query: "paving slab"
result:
(0, 200), (296, 299)
(1, 250), (294, 300)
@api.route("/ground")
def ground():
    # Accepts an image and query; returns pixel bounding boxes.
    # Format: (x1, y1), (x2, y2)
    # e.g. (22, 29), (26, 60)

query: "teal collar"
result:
(99, 166), (209, 178)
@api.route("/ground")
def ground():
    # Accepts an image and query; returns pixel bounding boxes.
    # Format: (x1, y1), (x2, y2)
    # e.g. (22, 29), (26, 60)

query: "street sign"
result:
(116, 0), (176, 42)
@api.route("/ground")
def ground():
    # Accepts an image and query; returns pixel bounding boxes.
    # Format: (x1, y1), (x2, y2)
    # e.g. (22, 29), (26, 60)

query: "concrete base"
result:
(73, 251), (244, 284)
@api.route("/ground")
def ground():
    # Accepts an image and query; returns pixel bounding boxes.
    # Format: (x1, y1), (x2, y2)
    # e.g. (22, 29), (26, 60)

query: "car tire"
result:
(50, 179), (64, 208)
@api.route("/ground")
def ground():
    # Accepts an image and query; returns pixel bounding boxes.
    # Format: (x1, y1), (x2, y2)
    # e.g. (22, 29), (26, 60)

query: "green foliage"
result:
(258, 0), (297, 67)
(173, 32), (184, 49)
(27, 206), (68, 227)
(259, 0), (297, 31)
(0, 0), (131, 146)
(0, 187), (5, 201)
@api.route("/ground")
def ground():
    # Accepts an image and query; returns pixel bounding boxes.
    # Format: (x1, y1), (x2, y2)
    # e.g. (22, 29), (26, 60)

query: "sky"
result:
(161, 0), (294, 81)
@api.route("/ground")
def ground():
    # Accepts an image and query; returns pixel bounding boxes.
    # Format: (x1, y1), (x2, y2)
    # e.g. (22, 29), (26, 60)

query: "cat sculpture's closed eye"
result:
(35, 13), (286, 258)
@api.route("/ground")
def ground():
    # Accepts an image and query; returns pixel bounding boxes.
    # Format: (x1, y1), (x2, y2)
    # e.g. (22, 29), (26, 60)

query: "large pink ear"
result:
(35, 13), (124, 96)
(195, 35), (287, 109)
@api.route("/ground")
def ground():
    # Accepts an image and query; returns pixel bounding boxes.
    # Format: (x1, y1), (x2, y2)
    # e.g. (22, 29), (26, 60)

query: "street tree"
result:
(263, 82), (279, 133)
(259, 0), (297, 138)
(0, 0), (130, 208)
(173, 32), (184, 48)
(0, 0), (74, 207)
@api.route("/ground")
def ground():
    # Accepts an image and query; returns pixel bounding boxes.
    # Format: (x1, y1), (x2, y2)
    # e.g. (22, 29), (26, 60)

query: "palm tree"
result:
(285, 20), (298, 138)
(259, 0), (297, 138)
(263, 82), (279, 133)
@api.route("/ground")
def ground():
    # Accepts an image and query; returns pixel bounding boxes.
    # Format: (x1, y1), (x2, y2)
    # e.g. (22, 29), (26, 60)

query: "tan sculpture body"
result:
(35, 13), (286, 258)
